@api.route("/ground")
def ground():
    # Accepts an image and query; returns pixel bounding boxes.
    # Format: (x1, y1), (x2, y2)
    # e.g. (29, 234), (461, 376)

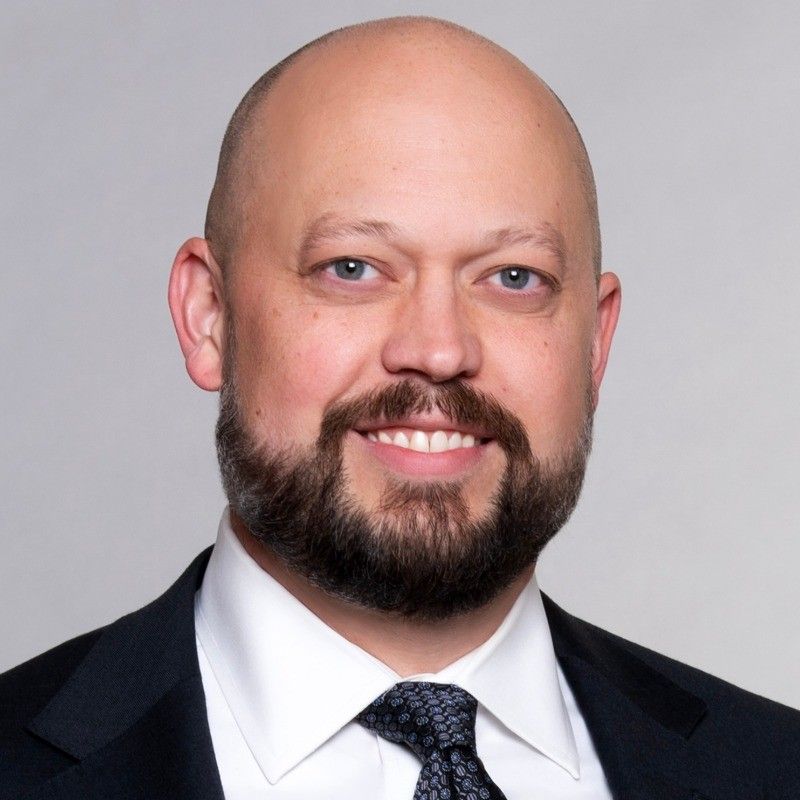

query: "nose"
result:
(380, 279), (482, 383)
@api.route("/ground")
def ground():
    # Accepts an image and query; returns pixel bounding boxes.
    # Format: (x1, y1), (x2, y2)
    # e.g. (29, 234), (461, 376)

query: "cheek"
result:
(487, 321), (592, 457)
(232, 301), (380, 447)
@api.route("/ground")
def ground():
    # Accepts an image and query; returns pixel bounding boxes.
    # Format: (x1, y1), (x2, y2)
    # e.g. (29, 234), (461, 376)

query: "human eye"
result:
(324, 258), (380, 281)
(488, 266), (544, 292)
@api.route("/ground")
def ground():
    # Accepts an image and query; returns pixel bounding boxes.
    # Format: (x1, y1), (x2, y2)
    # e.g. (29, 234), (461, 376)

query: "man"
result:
(1, 15), (798, 800)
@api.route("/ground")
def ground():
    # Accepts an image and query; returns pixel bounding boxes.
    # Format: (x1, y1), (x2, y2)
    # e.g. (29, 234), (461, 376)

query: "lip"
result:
(349, 429), (492, 478)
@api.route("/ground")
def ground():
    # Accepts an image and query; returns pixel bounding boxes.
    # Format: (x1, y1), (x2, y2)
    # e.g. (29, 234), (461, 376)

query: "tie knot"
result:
(356, 681), (478, 761)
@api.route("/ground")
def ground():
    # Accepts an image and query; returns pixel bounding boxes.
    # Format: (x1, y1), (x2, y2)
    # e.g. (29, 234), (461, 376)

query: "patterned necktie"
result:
(356, 681), (508, 800)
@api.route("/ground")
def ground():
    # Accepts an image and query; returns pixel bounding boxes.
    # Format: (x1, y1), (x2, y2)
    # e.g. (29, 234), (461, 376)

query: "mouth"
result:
(360, 426), (488, 452)
(352, 416), (495, 477)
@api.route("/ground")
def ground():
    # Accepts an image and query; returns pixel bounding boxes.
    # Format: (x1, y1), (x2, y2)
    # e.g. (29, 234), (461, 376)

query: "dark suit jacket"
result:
(1, 548), (798, 799)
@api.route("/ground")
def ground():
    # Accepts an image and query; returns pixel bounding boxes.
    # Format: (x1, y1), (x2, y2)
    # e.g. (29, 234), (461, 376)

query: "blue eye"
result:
(327, 259), (377, 280)
(494, 266), (536, 290)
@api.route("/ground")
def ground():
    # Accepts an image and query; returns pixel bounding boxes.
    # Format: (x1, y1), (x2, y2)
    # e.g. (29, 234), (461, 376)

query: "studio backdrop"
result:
(2, 0), (798, 706)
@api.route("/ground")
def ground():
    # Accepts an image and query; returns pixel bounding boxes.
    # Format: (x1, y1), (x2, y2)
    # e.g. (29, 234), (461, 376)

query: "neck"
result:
(231, 513), (534, 677)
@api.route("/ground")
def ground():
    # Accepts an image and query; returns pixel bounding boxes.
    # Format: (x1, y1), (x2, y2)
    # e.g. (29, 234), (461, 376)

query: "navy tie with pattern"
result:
(356, 681), (508, 800)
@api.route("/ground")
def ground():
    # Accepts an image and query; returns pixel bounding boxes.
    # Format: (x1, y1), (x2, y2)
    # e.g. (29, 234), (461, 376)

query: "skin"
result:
(168, 21), (621, 676)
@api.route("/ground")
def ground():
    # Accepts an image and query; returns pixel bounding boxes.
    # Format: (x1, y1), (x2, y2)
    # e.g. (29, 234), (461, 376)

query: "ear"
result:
(168, 237), (225, 391)
(590, 271), (622, 408)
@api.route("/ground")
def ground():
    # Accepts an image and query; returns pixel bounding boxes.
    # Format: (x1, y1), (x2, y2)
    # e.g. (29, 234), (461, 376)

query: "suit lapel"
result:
(543, 594), (711, 800)
(25, 549), (223, 800)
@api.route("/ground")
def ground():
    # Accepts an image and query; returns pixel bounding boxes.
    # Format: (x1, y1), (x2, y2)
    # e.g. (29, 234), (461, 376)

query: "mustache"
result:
(317, 378), (532, 460)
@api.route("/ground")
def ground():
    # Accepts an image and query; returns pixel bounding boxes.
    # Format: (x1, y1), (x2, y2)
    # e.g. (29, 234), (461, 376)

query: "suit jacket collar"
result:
(544, 594), (710, 800)
(543, 594), (707, 738)
(27, 547), (223, 800)
(27, 549), (710, 799)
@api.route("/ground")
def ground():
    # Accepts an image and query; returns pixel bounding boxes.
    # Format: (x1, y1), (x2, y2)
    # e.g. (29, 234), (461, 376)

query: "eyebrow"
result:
(297, 215), (401, 263)
(297, 213), (566, 268)
(483, 223), (566, 268)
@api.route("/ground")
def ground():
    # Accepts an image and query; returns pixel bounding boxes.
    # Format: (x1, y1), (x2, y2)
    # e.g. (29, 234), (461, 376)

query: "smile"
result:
(364, 428), (482, 452)
(352, 415), (495, 477)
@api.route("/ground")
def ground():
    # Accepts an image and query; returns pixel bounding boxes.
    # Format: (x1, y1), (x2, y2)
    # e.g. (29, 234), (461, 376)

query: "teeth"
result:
(409, 430), (430, 452)
(367, 428), (480, 451)
(429, 430), (449, 453)
(448, 432), (463, 449)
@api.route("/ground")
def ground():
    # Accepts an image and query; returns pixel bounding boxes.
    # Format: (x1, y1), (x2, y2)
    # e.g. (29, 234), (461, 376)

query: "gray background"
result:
(2, 1), (799, 706)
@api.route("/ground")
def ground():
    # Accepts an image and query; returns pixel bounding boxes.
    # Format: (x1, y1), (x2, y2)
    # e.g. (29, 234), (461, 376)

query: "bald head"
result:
(171, 18), (622, 609)
(204, 16), (601, 277)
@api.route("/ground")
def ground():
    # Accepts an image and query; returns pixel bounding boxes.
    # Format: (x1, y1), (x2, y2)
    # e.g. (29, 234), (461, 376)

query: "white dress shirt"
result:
(195, 509), (613, 799)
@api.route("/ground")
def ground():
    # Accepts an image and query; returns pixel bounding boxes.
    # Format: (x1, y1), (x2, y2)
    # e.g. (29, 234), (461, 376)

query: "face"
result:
(171, 33), (621, 616)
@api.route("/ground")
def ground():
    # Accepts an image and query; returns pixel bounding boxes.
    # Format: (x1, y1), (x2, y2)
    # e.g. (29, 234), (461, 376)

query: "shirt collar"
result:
(435, 579), (581, 778)
(196, 508), (579, 783)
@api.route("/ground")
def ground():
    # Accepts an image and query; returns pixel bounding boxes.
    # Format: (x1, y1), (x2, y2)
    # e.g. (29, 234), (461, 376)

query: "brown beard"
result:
(216, 375), (593, 621)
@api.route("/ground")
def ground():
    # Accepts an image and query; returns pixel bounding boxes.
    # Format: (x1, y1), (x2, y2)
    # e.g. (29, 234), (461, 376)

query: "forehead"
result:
(239, 33), (588, 259)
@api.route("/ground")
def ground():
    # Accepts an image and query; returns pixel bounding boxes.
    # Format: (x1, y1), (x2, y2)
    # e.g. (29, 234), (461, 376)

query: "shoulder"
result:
(0, 548), (211, 797)
(609, 624), (800, 794)
(0, 629), (104, 794)
(1, 628), (102, 721)
(545, 595), (800, 796)
(0, 548), (209, 728)
(616, 622), (798, 716)
(590, 613), (800, 730)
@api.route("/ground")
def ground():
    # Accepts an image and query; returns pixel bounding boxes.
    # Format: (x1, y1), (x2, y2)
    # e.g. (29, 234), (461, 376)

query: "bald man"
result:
(1, 17), (798, 800)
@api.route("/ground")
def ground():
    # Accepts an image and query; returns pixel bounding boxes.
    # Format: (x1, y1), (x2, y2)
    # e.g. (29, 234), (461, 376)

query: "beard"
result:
(216, 370), (593, 621)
